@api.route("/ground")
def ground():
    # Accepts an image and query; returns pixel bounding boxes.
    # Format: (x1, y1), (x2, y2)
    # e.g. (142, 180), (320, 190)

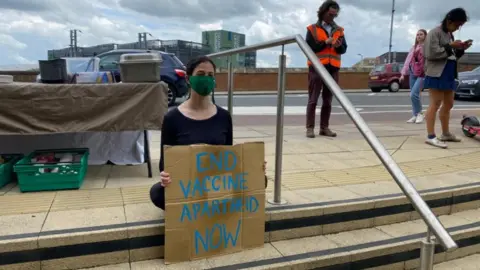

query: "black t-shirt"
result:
(159, 105), (233, 172)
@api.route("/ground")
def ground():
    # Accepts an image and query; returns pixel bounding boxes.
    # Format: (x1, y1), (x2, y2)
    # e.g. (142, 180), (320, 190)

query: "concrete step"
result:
(82, 208), (480, 269)
(2, 175), (480, 269)
(435, 253), (480, 269)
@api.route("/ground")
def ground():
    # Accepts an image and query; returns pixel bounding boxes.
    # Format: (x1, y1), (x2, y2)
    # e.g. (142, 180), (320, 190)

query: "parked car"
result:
(368, 62), (409, 92)
(93, 49), (187, 106)
(36, 57), (99, 83)
(455, 66), (480, 100)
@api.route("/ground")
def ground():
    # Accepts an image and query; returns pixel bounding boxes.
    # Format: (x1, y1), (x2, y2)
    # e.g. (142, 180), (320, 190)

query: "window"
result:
(65, 58), (91, 73)
(391, 63), (403, 73)
(161, 55), (174, 68)
(171, 55), (185, 67)
(99, 54), (121, 71)
(373, 64), (386, 72)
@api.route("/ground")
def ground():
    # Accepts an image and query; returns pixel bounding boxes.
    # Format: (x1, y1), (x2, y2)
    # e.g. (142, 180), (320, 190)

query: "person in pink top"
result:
(400, 29), (427, 124)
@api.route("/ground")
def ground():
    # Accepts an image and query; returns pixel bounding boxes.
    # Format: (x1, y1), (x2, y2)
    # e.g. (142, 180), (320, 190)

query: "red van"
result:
(368, 62), (409, 92)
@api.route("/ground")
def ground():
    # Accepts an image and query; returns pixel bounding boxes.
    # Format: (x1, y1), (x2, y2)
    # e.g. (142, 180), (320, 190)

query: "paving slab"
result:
(206, 243), (283, 268)
(0, 120), (478, 219)
(435, 254), (480, 269)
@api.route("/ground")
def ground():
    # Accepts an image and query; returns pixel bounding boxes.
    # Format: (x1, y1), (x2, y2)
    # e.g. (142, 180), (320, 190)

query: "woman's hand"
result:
(160, 171), (172, 187)
(463, 40), (473, 50)
(399, 75), (404, 83)
(450, 40), (464, 49)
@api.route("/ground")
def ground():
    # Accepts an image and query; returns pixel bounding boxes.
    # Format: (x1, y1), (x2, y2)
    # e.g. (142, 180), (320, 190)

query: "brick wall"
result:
(214, 71), (370, 91)
(0, 71), (38, 83)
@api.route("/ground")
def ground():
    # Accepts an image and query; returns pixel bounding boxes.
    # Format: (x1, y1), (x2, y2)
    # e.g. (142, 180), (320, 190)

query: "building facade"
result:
(375, 52), (409, 64)
(352, 57), (376, 69)
(48, 39), (211, 65)
(202, 30), (256, 69)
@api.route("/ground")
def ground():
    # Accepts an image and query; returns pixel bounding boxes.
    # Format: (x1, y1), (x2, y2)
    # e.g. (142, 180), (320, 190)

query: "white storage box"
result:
(119, 53), (162, 83)
(75, 72), (114, 84)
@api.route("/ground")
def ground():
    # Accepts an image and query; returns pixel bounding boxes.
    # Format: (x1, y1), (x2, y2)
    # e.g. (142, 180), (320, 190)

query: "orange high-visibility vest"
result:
(306, 24), (344, 68)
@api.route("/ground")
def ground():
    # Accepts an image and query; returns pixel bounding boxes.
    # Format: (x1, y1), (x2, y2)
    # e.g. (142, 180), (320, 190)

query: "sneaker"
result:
(415, 113), (424, 124)
(306, 128), (315, 138)
(425, 137), (447, 148)
(407, 116), (417, 123)
(438, 133), (461, 142)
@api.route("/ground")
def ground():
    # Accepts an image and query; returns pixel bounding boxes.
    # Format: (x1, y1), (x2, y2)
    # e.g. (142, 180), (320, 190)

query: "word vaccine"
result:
(177, 150), (259, 255)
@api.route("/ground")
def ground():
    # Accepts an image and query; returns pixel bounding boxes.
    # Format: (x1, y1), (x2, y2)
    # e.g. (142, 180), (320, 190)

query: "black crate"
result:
(39, 59), (68, 83)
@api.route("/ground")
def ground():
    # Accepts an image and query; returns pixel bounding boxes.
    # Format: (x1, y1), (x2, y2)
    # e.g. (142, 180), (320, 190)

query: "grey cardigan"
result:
(423, 26), (465, 77)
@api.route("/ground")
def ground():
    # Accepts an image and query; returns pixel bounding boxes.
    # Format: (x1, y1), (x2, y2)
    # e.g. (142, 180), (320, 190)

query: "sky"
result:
(0, 0), (479, 69)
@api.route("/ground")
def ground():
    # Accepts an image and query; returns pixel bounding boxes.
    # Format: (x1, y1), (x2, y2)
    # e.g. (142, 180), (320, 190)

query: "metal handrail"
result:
(207, 34), (457, 254)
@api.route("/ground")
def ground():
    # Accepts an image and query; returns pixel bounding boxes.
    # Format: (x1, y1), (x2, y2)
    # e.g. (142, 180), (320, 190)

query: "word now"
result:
(196, 150), (237, 173)
(179, 173), (248, 199)
(180, 195), (259, 222)
(194, 219), (242, 255)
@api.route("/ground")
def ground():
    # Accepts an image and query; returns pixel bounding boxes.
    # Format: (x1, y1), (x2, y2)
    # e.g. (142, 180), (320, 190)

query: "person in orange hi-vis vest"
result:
(305, 0), (347, 138)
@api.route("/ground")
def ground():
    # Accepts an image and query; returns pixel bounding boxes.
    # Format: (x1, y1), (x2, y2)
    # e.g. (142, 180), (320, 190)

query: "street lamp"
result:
(357, 54), (364, 67)
(388, 0), (395, 63)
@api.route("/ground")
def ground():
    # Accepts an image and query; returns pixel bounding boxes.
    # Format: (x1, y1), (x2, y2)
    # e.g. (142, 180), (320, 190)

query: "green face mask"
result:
(189, 76), (215, 96)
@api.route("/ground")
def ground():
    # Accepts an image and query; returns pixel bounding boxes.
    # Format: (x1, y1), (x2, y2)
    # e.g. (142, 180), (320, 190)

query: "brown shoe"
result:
(306, 128), (315, 138)
(320, 128), (337, 137)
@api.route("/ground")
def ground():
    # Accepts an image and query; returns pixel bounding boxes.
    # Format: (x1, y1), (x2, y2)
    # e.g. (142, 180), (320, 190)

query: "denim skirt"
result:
(424, 60), (457, 91)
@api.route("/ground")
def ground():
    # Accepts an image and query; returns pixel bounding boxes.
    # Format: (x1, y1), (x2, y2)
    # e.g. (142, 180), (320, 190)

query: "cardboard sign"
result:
(164, 142), (265, 263)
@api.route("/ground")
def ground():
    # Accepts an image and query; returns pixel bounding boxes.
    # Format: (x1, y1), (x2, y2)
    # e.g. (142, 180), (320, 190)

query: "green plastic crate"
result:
(0, 154), (23, 188)
(14, 148), (89, 192)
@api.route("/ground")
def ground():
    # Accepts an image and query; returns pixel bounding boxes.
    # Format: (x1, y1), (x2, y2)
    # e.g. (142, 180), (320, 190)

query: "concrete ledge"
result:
(27, 218), (480, 269)
(210, 221), (480, 270)
(2, 182), (480, 269)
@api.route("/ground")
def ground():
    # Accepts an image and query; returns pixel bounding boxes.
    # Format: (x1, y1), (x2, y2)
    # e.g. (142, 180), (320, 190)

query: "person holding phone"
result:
(304, 0), (347, 138)
(423, 7), (471, 148)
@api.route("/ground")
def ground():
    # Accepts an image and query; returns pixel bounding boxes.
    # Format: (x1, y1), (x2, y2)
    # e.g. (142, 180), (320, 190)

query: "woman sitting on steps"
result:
(150, 56), (267, 210)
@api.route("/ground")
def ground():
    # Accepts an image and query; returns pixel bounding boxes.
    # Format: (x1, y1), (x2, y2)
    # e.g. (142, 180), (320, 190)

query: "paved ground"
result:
(1, 118), (479, 216)
(231, 109), (480, 126)
(214, 92), (480, 107)
(176, 92), (480, 125)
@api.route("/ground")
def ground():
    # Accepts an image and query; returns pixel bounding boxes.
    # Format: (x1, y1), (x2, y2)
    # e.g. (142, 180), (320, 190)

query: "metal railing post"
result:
(268, 48), (288, 205)
(207, 35), (457, 253)
(227, 58), (234, 114)
(294, 35), (457, 251)
(420, 228), (435, 270)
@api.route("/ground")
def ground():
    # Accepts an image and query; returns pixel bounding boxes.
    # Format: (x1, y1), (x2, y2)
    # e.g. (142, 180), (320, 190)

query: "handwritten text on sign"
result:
(178, 150), (259, 254)
(164, 142), (265, 263)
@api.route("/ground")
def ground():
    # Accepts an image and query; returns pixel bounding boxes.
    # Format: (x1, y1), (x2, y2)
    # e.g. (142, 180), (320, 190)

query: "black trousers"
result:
(150, 175), (269, 210)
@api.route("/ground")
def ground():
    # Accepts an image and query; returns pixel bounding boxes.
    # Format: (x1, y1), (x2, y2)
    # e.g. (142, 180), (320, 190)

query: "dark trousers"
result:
(306, 66), (339, 129)
(150, 175), (269, 210)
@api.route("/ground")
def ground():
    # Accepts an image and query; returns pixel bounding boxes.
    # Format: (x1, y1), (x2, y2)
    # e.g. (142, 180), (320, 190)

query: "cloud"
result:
(0, 34), (27, 49)
(0, 0), (478, 68)
(9, 53), (34, 64)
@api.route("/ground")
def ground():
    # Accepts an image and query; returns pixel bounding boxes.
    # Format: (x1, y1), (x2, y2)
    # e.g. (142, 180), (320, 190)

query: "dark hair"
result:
(441, 8), (468, 31)
(317, 0), (340, 21)
(186, 56), (216, 76)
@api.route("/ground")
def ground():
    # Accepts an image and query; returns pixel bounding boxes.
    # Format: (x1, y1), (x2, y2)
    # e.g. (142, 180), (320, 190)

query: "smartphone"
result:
(464, 39), (473, 44)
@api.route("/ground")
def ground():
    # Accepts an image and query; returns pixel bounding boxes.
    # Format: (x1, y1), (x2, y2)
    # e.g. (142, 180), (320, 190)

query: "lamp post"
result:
(357, 53), (363, 67)
(388, 0), (395, 63)
(357, 53), (364, 67)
